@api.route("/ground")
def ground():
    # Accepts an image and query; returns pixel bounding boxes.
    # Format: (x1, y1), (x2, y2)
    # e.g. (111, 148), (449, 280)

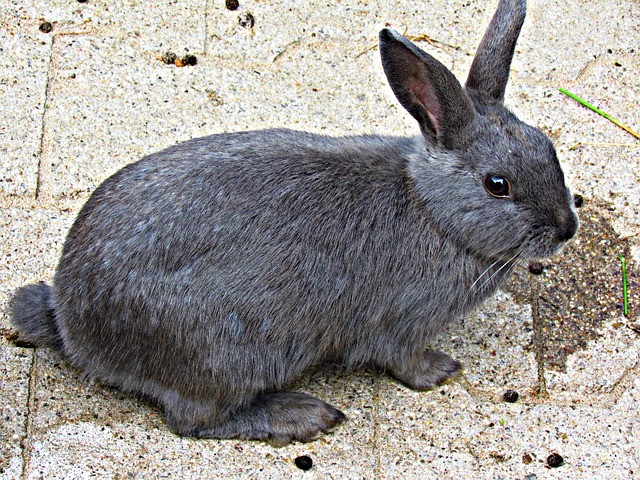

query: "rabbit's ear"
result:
(379, 29), (475, 148)
(465, 0), (526, 102)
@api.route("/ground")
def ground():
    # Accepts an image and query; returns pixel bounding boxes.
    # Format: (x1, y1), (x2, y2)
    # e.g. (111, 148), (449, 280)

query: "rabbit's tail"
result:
(10, 282), (63, 351)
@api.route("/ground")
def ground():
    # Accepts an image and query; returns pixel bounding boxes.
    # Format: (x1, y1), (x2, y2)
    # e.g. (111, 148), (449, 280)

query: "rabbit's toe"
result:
(388, 349), (462, 390)
(259, 392), (346, 445)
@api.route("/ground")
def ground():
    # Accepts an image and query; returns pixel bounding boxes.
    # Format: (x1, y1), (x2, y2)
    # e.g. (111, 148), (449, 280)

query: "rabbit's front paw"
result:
(388, 350), (462, 390)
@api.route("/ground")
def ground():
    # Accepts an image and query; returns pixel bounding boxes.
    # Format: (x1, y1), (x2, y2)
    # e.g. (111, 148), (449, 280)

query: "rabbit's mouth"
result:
(521, 229), (577, 261)
(518, 205), (579, 260)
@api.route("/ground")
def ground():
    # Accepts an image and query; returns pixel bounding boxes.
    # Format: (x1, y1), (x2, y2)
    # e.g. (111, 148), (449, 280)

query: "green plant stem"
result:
(618, 255), (629, 317)
(559, 88), (640, 140)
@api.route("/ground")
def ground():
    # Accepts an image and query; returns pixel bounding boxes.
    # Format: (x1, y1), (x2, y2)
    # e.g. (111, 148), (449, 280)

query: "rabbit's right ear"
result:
(379, 28), (475, 149)
(465, 0), (526, 102)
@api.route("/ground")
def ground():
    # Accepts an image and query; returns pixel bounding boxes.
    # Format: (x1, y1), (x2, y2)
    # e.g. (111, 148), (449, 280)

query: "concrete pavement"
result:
(1, 0), (639, 478)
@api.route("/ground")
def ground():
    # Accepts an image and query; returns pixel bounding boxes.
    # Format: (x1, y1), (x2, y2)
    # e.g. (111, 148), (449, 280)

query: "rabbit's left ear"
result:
(379, 28), (475, 149)
(465, 0), (526, 102)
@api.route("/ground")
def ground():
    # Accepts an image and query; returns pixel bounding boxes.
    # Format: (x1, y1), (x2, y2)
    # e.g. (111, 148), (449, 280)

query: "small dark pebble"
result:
(294, 455), (313, 471)
(161, 51), (177, 65)
(528, 262), (544, 275)
(39, 21), (53, 33)
(503, 389), (519, 403)
(547, 452), (564, 468)
(225, 0), (239, 10)
(238, 12), (255, 28)
(573, 194), (584, 208)
(77, 0), (88, 3)
(522, 452), (533, 464)
(182, 54), (197, 66)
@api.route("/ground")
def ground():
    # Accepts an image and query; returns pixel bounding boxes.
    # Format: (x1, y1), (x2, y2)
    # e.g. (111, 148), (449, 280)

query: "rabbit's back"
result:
(51, 129), (480, 401)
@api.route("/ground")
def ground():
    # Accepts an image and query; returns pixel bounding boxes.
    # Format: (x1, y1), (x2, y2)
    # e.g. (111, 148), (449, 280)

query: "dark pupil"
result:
(486, 176), (509, 196)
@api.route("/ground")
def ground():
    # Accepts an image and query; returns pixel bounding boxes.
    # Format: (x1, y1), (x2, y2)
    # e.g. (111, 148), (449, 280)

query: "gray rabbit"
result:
(10, 0), (578, 444)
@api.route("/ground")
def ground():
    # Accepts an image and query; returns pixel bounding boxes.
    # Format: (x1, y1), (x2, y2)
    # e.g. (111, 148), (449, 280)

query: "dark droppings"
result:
(528, 262), (544, 275)
(39, 21), (53, 33)
(225, 0), (239, 10)
(159, 52), (197, 67)
(573, 194), (584, 208)
(547, 452), (564, 468)
(182, 54), (197, 66)
(502, 389), (519, 403)
(507, 198), (637, 372)
(161, 51), (177, 65)
(238, 12), (255, 28)
(294, 455), (313, 471)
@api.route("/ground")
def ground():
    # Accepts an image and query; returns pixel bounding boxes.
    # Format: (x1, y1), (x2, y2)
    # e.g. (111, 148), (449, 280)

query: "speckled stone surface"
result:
(1, 0), (638, 478)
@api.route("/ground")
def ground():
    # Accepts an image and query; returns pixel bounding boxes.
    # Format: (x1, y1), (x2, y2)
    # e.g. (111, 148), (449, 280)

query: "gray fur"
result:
(10, 283), (62, 350)
(10, 0), (578, 444)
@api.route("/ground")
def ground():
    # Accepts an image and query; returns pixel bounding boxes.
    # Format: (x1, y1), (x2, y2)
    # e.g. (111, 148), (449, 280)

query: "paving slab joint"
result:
(34, 34), (56, 202)
(18, 351), (38, 480)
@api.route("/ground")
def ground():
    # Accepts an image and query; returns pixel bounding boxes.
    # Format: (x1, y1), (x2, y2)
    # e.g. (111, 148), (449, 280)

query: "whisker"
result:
(476, 251), (520, 294)
(476, 257), (515, 293)
(463, 250), (524, 309)
(468, 256), (505, 293)
(497, 253), (521, 288)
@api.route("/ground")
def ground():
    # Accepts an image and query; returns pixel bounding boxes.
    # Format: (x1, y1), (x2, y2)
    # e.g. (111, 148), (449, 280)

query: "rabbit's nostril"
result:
(556, 213), (579, 243)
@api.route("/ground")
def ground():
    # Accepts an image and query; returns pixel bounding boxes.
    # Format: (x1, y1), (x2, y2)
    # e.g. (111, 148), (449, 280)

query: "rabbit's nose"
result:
(556, 210), (579, 243)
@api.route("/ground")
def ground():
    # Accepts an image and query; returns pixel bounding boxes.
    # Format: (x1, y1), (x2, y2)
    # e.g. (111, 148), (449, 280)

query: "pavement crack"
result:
(35, 34), (56, 201)
(20, 351), (39, 480)
(600, 356), (640, 401)
(203, 0), (214, 57)
(371, 376), (382, 480)
(532, 294), (549, 398)
(465, 441), (482, 466)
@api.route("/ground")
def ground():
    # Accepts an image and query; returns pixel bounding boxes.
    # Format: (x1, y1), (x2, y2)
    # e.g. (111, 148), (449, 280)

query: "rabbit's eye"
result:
(483, 175), (511, 198)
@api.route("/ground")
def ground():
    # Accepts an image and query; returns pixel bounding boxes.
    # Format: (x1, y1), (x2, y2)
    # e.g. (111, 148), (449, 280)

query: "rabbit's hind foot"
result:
(165, 391), (346, 446)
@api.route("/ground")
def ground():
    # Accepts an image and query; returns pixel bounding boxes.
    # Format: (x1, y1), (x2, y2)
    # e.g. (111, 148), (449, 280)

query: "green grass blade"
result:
(559, 88), (640, 140)
(618, 255), (629, 317)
